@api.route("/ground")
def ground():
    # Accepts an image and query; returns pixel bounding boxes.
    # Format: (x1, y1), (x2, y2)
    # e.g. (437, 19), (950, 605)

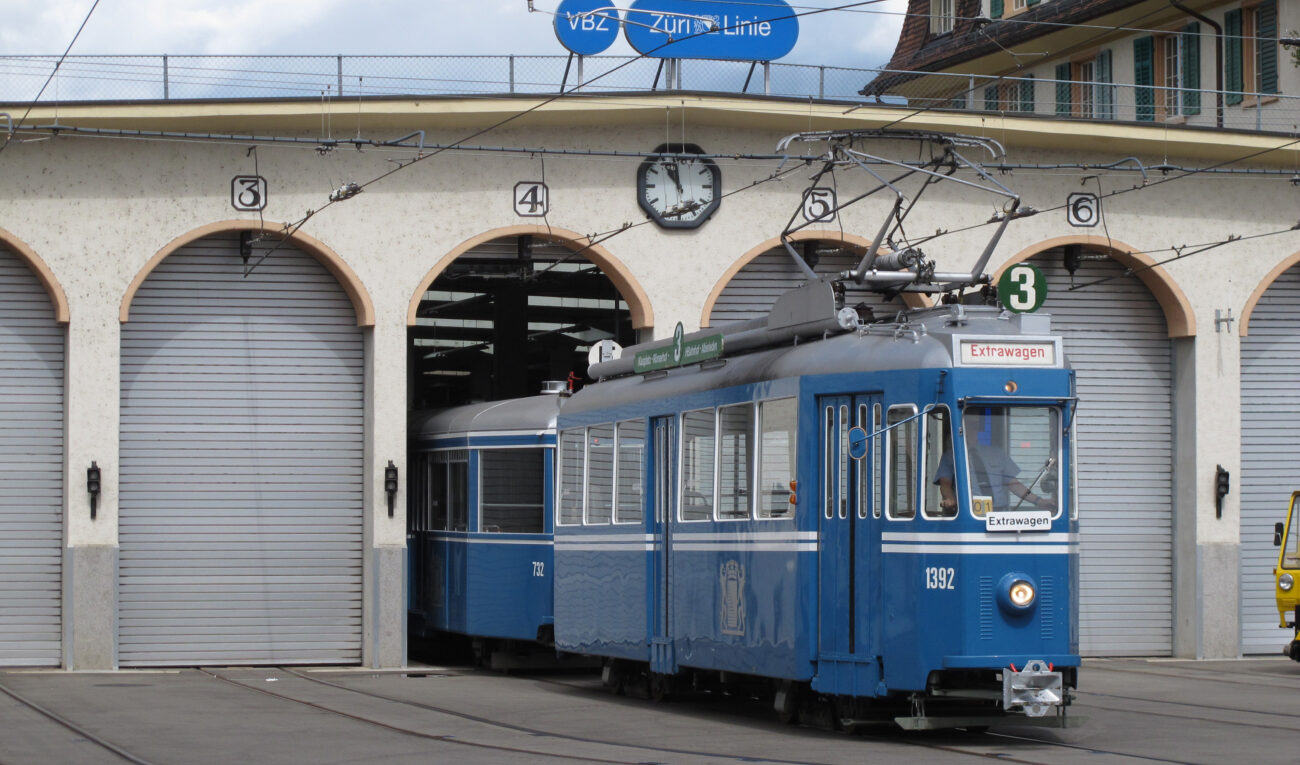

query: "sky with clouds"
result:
(3, 1), (909, 69)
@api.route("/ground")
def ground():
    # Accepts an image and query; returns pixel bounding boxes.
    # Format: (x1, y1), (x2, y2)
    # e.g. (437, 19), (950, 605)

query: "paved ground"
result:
(0, 657), (1298, 764)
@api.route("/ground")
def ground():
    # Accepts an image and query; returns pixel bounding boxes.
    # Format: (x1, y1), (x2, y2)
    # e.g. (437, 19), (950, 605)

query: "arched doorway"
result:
(999, 238), (1191, 656)
(408, 227), (645, 408)
(0, 234), (66, 666)
(1240, 260), (1300, 653)
(119, 225), (370, 665)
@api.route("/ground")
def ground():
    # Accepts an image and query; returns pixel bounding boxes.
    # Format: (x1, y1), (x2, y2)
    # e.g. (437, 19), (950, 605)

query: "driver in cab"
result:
(935, 441), (1055, 514)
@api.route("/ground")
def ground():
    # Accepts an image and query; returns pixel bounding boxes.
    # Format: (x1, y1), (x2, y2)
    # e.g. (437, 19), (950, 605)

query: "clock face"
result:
(637, 150), (721, 229)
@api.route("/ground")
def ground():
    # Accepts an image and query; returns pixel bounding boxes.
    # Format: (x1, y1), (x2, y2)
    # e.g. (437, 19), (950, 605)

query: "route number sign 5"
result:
(801, 187), (836, 223)
(997, 263), (1047, 313)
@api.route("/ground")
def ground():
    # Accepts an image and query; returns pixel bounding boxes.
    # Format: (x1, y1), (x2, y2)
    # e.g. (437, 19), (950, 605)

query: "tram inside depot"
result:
(408, 234), (637, 410)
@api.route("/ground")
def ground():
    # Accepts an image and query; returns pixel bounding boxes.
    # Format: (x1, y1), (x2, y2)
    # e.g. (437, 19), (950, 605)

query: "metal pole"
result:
(162, 55), (169, 100)
(509, 55), (515, 94)
(763, 61), (770, 95)
(337, 56), (343, 97)
(577, 55), (584, 92)
(819, 66), (825, 99)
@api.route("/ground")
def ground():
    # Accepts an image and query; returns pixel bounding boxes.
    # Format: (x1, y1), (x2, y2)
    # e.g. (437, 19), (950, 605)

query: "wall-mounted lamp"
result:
(87, 461), (101, 519)
(1215, 464), (1230, 519)
(385, 461), (399, 518)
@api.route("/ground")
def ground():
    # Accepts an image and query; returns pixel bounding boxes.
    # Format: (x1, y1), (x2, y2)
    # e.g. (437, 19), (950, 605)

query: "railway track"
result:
(0, 663), (1292, 765)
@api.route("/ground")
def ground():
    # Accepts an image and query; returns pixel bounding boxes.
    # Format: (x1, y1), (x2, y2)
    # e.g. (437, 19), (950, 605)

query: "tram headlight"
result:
(1281, 574), (1295, 592)
(996, 572), (1038, 614)
(1009, 580), (1036, 606)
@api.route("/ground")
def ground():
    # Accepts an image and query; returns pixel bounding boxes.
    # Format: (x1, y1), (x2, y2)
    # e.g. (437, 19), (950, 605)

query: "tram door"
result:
(649, 415), (676, 674)
(817, 395), (882, 684)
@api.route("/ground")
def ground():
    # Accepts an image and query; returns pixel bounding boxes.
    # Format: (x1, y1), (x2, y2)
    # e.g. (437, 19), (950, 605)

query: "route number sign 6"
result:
(1066, 192), (1099, 227)
(997, 263), (1047, 313)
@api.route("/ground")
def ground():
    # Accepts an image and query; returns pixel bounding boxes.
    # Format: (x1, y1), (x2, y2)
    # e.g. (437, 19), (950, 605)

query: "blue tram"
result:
(551, 282), (1078, 728)
(409, 279), (1080, 728)
(408, 391), (562, 651)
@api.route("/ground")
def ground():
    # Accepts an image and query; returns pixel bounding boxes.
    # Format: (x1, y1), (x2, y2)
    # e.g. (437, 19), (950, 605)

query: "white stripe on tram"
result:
(881, 544), (1076, 555)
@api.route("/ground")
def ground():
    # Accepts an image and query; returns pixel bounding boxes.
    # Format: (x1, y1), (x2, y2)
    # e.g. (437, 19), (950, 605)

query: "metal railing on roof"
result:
(0, 54), (877, 103)
(1, 55), (1296, 134)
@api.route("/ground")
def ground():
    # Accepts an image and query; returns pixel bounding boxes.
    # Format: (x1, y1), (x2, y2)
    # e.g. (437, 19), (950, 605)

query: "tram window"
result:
(961, 406), (1062, 516)
(587, 425), (615, 524)
(823, 406), (834, 520)
(839, 405), (850, 519)
(856, 404), (869, 519)
(923, 406), (955, 519)
(718, 404), (755, 521)
(615, 420), (645, 524)
(872, 404), (882, 518)
(480, 449), (544, 533)
(681, 409), (716, 522)
(886, 405), (917, 520)
(446, 450), (469, 531)
(758, 398), (797, 520)
(557, 429), (585, 526)
(428, 453), (448, 531)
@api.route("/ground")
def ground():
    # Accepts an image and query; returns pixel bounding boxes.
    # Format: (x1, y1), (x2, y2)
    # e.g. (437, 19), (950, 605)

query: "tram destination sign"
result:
(623, 0), (799, 61)
(956, 338), (1059, 367)
(985, 510), (1052, 532)
(634, 322), (724, 373)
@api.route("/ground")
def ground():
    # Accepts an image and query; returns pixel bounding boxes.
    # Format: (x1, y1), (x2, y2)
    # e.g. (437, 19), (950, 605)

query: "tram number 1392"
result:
(925, 567), (956, 590)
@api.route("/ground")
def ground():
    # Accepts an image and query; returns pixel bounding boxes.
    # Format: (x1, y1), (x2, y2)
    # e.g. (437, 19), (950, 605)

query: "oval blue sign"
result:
(848, 427), (868, 461)
(623, 0), (798, 61)
(554, 0), (621, 56)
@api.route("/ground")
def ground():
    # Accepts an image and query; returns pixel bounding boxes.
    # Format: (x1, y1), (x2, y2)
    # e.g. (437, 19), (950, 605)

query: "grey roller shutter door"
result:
(1032, 253), (1173, 655)
(1240, 267), (1300, 654)
(120, 235), (363, 666)
(709, 247), (905, 325)
(0, 248), (63, 666)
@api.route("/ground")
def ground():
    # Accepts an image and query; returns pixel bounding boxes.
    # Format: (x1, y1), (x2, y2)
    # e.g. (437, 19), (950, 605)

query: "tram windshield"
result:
(958, 405), (1061, 516)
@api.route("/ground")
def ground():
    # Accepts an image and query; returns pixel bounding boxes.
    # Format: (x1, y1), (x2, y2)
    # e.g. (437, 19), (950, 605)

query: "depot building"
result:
(1, 87), (1298, 669)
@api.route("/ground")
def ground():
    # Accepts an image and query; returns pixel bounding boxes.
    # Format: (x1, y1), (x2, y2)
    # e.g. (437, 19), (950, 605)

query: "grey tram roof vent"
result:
(540, 380), (570, 396)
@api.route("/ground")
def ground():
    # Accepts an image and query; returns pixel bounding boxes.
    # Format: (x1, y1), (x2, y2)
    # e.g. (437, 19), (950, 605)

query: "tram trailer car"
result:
(408, 392), (562, 654)
(553, 299), (1080, 729)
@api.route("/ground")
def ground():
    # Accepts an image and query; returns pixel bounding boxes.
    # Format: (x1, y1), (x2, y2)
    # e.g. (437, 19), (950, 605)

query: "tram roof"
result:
(411, 393), (564, 440)
(562, 305), (1061, 416)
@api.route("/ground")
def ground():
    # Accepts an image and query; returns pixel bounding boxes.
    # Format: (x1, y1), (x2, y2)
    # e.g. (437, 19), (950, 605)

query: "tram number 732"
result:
(925, 566), (956, 590)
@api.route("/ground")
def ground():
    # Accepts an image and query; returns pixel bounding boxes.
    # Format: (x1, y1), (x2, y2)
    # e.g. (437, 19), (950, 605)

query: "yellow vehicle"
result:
(1274, 491), (1300, 662)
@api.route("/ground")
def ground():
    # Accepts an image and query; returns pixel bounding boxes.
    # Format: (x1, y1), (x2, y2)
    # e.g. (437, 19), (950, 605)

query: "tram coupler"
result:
(1002, 660), (1064, 717)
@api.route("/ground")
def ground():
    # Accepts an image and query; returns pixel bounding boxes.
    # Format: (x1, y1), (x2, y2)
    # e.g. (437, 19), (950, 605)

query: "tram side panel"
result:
(463, 446), (555, 641)
(554, 424), (650, 662)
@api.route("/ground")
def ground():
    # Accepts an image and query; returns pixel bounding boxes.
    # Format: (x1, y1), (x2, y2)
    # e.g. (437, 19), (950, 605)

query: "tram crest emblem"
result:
(719, 560), (747, 636)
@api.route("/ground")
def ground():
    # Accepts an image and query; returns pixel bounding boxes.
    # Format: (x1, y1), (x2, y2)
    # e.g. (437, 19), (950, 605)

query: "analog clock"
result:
(636, 143), (721, 230)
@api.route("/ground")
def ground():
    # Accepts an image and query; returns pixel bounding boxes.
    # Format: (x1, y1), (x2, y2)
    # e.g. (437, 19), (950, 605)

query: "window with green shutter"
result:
(1257, 0), (1278, 95)
(985, 85), (998, 111)
(1134, 36), (1155, 121)
(1020, 75), (1035, 112)
(1182, 22), (1200, 116)
(1225, 9), (1243, 106)
(1055, 63), (1071, 116)
(1096, 49), (1115, 120)
(990, 0), (1003, 19)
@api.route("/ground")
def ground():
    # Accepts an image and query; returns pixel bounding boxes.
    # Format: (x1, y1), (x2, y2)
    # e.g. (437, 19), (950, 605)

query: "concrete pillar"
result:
(1172, 321), (1242, 659)
(363, 312), (408, 669)
(64, 298), (121, 670)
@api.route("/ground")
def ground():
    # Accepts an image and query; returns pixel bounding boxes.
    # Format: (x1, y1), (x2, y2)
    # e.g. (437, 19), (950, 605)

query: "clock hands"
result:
(663, 161), (683, 194)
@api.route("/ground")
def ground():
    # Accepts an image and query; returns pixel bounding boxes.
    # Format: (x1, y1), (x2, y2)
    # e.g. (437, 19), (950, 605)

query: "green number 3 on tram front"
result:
(998, 263), (1047, 313)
